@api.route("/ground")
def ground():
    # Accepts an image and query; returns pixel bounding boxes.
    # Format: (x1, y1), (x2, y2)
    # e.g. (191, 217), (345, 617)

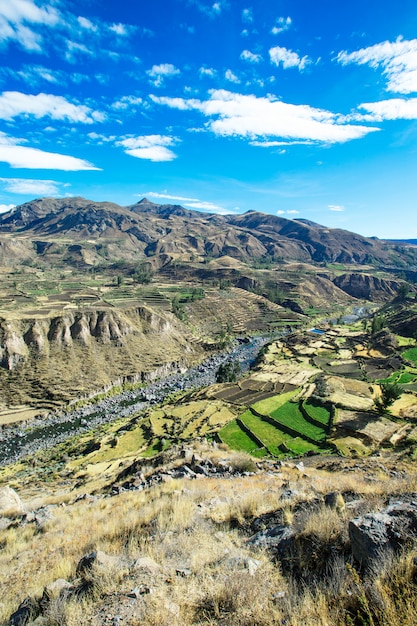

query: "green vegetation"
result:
(218, 419), (267, 457)
(239, 410), (290, 455)
(380, 382), (402, 408)
(252, 390), (299, 414)
(371, 314), (386, 334)
(249, 283), (287, 305)
(404, 347), (417, 365)
(302, 399), (331, 426)
(216, 360), (241, 383)
(171, 294), (187, 320)
(132, 263), (153, 284)
(270, 402), (327, 442)
(219, 387), (331, 458)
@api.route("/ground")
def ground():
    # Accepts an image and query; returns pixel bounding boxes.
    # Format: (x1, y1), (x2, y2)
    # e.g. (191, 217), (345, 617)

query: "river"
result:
(0, 335), (271, 466)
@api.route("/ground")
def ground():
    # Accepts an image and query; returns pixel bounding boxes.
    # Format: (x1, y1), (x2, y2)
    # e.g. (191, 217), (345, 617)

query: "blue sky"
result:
(0, 0), (417, 238)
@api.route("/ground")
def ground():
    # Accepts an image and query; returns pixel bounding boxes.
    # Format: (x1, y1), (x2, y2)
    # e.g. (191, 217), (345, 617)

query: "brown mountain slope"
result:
(0, 197), (416, 267)
(227, 211), (396, 264)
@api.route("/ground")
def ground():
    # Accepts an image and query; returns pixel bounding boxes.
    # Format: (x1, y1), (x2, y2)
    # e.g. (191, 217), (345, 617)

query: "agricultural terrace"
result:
(218, 392), (332, 458)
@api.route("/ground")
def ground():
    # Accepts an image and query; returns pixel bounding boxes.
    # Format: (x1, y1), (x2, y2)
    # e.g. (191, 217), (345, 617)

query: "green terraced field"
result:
(219, 420), (267, 457)
(239, 410), (290, 455)
(219, 392), (331, 458)
(302, 400), (331, 426)
(251, 390), (299, 415)
(403, 347), (417, 365)
(270, 402), (327, 442)
(287, 438), (322, 455)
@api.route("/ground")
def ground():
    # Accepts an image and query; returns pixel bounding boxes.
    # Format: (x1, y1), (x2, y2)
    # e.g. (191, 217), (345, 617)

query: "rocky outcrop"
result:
(0, 307), (176, 371)
(333, 273), (400, 301)
(0, 486), (24, 514)
(349, 500), (417, 569)
(0, 306), (201, 409)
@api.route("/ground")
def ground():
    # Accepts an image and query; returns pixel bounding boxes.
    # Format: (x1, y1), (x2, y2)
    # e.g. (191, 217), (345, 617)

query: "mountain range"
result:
(1, 196), (416, 268)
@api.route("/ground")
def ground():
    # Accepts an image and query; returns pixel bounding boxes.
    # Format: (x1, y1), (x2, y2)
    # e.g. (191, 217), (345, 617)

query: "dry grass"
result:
(1, 448), (417, 626)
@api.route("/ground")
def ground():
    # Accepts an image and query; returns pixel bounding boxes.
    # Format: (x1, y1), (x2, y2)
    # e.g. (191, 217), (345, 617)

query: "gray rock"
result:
(349, 500), (417, 568)
(76, 550), (97, 575)
(176, 567), (192, 577)
(128, 585), (153, 598)
(247, 525), (294, 550)
(132, 556), (162, 574)
(280, 489), (299, 501)
(324, 491), (345, 511)
(43, 579), (72, 600)
(8, 596), (39, 626)
(33, 507), (53, 531)
(0, 516), (13, 530)
(193, 464), (210, 476)
(75, 549), (126, 575)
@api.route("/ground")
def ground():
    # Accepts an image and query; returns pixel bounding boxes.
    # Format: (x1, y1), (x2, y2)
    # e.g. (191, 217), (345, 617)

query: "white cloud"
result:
(357, 97), (417, 121)
(5, 65), (92, 88)
(185, 200), (228, 213)
(251, 140), (314, 147)
(199, 66), (217, 78)
(65, 40), (94, 63)
(328, 205), (345, 212)
(189, 0), (228, 18)
(1, 64), (61, 86)
(0, 177), (61, 195)
(337, 37), (417, 94)
(147, 63), (181, 87)
(0, 132), (99, 170)
(149, 94), (200, 110)
(269, 46), (310, 70)
(77, 16), (97, 32)
(112, 95), (143, 111)
(277, 210), (285, 215)
(271, 16), (292, 35)
(138, 191), (230, 213)
(0, 203), (15, 214)
(139, 192), (201, 202)
(109, 22), (129, 36)
(225, 69), (240, 83)
(240, 49), (262, 64)
(117, 135), (178, 162)
(0, 91), (105, 124)
(0, 0), (60, 52)
(87, 132), (116, 143)
(152, 90), (378, 144)
(242, 8), (253, 23)
(287, 210), (299, 214)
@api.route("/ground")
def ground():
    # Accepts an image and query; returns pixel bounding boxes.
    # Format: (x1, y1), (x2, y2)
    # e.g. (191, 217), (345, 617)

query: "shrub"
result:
(216, 360), (241, 383)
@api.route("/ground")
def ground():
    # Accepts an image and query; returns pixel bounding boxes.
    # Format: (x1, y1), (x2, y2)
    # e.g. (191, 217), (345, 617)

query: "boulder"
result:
(349, 500), (417, 568)
(75, 550), (127, 576)
(0, 487), (24, 515)
(132, 556), (162, 574)
(247, 525), (294, 551)
(324, 491), (345, 512)
(223, 556), (262, 576)
(7, 596), (39, 626)
(24, 507), (53, 531)
(43, 579), (72, 600)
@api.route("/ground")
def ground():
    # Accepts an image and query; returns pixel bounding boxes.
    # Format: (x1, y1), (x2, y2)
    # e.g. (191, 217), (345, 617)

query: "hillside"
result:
(0, 196), (416, 414)
(1, 196), (417, 267)
(1, 265), (417, 624)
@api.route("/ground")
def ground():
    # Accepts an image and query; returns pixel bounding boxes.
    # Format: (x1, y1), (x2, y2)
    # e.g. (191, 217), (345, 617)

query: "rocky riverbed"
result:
(0, 335), (271, 466)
